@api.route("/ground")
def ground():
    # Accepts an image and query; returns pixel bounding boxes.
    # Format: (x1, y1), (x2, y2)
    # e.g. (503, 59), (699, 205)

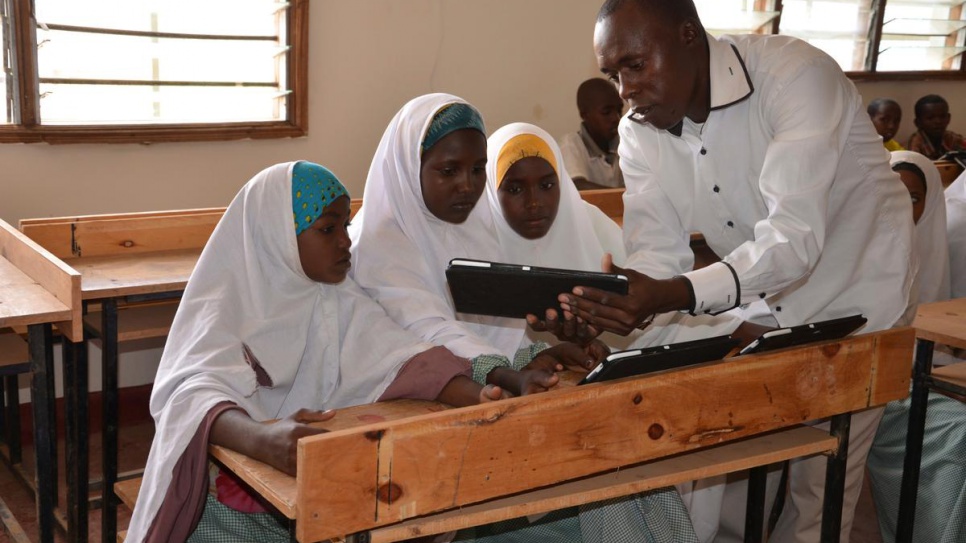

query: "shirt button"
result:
(776, 306), (782, 312)
(726, 221), (734, 228)
(759, 292), (766, 299)
(713, 185), (720, 193)
(700, 148), (707, 155)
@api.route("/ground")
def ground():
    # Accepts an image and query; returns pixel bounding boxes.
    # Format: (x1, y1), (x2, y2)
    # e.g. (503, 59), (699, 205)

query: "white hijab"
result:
(485, 122), (740, 350)
(890, 151), (951, 304)
(484, 122), (626, 270)
(946, 169), (966, 298)
(350, 94), (525, 359)
(127, 162), (430, 542)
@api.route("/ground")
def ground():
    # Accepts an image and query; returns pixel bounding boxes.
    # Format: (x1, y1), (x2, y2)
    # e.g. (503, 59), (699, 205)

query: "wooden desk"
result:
(896, 297), (966, 543)
(0, 219), (81, 543)
(935, 160), (963, 188)
(211, 328), (912, 543)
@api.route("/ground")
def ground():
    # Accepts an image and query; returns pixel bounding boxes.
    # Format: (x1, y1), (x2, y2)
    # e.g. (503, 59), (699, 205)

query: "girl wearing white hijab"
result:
(350, 94), (600, 396)
(867, 151), (965, 543)
(946, 169), (966, 298)
(126, 162), (499, 543)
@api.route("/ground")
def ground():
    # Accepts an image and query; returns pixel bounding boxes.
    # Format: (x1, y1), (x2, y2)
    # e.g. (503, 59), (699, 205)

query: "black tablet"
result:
(578, 335), (740, 385)
(446, 258), (629, 319)
(736, 314), (868, 356)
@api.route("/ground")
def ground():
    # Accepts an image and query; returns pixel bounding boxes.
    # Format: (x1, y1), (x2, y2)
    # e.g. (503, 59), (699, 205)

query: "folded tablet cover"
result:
(446, 259), (628, 319)
(737, 314), (867, 355)
(579, 335), (740, 385)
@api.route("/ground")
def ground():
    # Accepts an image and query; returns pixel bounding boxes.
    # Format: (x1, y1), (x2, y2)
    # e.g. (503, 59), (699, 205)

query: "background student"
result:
(559, 78), (626, 190)
(907, 94), (966, 160)
(125, 162), (504, 543)
(866, 151), (965, 543)
(868, 97), (904, 151)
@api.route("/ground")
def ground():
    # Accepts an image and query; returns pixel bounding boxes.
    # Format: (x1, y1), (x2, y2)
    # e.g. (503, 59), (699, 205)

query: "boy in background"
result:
(868, 97), (904, 151)
(908, 94), (965, 160)
(559, 78), (625, 189)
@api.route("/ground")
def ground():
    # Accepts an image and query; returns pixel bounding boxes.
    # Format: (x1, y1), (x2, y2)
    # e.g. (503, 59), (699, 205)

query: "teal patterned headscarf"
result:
(291, 161), (349, 236)
(421, 103), (486, 153)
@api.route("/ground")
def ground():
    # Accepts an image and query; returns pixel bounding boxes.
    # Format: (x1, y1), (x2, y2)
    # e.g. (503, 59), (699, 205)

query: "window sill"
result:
(0, 120), (307, 145)
(846, 70), (966, 82)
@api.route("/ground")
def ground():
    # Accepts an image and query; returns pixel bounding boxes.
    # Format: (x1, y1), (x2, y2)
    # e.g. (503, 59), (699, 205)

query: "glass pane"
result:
(37, 30), (279, 83)
(877, 45), (966, 70)
(882, 18), (966, 37)
(34, 0), (279, 37)
(779, 0), (871, 70)
(1, 0), (10, 124)
(39, 83), (285, 124)
(694, 1), (778, 34)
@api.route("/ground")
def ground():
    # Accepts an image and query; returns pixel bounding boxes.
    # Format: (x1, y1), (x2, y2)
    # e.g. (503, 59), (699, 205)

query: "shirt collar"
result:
(579, 123), (618, 159)
(667, 34), (754, 138)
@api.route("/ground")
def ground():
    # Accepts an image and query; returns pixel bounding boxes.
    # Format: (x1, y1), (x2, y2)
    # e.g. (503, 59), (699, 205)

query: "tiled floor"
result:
(0, 421), (885, 543)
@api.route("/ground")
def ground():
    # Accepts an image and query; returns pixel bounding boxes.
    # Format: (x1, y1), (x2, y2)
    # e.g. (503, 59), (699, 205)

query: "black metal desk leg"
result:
(895, 337), (933, 543)
(5, 374), (22, 464)
(28, 323), (56, 543)
(744, 465), (767, 543)
(101, 300), (119, 543)
(64, 339), (89, 543)
(821, 413), (851, 543)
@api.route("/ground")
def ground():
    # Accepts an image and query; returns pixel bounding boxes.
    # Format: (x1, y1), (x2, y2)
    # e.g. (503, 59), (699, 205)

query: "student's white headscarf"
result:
(350, 94), (525, 359)
(946, 169), (966, 298)
(484, 122), (626, 270)
(127, 162), (431, 542)
(890, 151), (951, 304)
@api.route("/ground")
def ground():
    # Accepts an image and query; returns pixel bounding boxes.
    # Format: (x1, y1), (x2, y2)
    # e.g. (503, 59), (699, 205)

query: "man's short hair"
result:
(577, 78), (619, 113)
(914, 94), (948, 119)
(867, 97), (899, 117)
(597, 0), (700, 25)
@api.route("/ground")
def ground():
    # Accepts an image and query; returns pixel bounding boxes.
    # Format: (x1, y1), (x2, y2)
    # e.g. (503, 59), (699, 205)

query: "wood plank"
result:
(932, 362), (966, 390)
(913, 298), (966, 350)
(84, 302), (179, 342)
(114, 478), (141, 512)
(66, 248), (201, 299)
(291, 328), (913, 542)
(69, 213), (222, 258)
(0, 219), (82, 339)
(579, 188), (624, 225)
(209, 400), (449, 519)
(369, 426), (837, 543)
(0, 332), (28, 369)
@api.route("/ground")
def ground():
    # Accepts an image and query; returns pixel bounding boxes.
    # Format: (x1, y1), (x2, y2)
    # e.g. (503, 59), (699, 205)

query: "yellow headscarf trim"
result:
(495, 133), (558, 188)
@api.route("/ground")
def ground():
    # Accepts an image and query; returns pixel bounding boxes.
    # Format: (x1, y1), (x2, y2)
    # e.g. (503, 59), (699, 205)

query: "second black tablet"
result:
(446, 258), (629, 319)
(579, 335), (740, 385)
(736, 314), (868, 355)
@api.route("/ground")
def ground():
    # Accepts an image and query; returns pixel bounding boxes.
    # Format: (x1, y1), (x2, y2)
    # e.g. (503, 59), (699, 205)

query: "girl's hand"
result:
(479, 383), (507, 403)
(489, 367), (559, 396)
(525, 342), (597, 373)
(259, 408), (336, 476)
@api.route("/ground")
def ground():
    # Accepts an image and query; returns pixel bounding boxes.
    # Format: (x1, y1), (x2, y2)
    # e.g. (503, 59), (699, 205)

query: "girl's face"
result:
(896, 169), (926, 224)
(297, 195), (353, 283)
(498, 157), (560, 240)
(420, 129), (487, 224)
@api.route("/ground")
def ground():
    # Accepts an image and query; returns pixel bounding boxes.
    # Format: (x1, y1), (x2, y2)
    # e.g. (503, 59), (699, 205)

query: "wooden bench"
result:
(207, 328), (912, 542)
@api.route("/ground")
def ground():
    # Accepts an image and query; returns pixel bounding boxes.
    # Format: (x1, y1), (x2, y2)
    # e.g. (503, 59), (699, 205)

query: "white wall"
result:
(2, 0), (964, 399)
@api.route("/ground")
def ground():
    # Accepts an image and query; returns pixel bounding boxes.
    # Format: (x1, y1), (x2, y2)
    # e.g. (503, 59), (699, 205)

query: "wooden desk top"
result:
(210, 328), (913, 542)
(0, 258), (72, 327)
(65, 248), (201, 300)
(912, 297), (966, 350)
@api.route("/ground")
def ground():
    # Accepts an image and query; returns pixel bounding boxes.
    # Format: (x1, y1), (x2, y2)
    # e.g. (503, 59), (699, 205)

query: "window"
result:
(696, 0), (966, 76)
(1, 0), (308, 144)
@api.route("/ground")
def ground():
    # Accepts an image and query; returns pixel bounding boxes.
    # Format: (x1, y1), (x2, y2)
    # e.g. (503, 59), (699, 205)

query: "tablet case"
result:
(578, 335), (740, 385)
(446, 259), (629, 319)
(737, 314), (868, 355)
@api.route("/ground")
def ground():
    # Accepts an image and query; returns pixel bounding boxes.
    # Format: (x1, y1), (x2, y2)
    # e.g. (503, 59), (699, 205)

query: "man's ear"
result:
(681, 20), (700, 46)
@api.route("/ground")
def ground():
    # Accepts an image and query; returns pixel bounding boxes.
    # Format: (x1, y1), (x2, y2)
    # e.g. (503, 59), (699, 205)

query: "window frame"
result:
(0, 0), (309, 144)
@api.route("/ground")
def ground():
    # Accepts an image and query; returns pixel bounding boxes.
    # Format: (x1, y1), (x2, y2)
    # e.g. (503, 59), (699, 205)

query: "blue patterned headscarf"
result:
(421, 103), (486, 153)
(291, 161), (349, 236)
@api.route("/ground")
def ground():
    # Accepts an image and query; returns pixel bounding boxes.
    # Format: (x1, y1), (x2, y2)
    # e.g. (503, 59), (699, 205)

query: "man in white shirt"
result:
(558, 0), (917, 541)
(559, 78), (626, 189)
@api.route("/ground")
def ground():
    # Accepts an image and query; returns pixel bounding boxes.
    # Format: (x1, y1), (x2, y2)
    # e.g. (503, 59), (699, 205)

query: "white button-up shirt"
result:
(619, 33), (916, 332)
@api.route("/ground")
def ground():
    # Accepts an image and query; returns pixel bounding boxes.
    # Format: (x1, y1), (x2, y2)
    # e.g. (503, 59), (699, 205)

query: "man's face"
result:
(594, 2), (700, 131)
(915, 103), (950, 140)
(870, 103), (901, 142)
(582, 89), (625, 144)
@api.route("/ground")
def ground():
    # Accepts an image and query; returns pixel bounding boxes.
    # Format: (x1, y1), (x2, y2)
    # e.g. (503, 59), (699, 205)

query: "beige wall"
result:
(2, 0), (964, 396)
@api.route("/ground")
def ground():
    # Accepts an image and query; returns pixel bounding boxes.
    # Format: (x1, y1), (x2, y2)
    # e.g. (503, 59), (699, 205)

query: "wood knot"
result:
(121, 240), (135, 248)
(377, 482), (403, 504)
(632, 393), (643, 405)
(647, 423), (664, 440)
(820, 343), (841, 358)
(363, 429), (384, 441)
